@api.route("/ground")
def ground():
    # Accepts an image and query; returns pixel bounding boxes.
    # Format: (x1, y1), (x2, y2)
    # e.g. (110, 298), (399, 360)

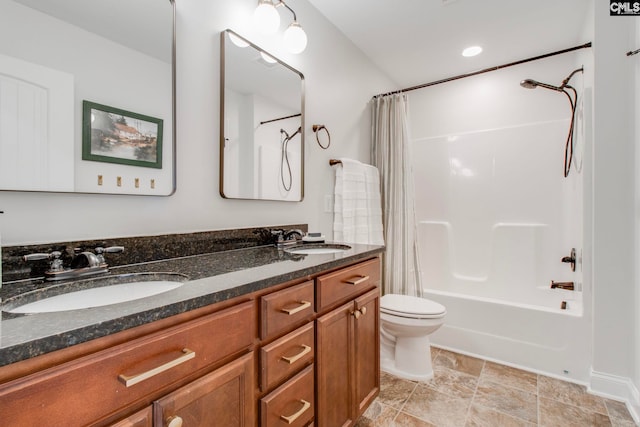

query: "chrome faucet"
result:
(273, 228), (304, 249)
(283, 229), (304, 241)
(23, 246), (124, 281)
(94, 246), (125, 265)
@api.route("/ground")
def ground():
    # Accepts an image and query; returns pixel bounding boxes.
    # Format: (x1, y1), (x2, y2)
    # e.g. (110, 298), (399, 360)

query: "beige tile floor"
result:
(356, 347), (638, 427)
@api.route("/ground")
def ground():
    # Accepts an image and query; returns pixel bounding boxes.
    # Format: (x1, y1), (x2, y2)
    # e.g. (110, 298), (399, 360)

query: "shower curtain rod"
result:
(259, 113), (301, 126)
(373, 42), (592, 99)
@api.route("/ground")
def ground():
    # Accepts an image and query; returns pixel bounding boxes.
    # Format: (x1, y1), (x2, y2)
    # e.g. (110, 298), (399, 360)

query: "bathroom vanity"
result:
(0, 228), (383, 426)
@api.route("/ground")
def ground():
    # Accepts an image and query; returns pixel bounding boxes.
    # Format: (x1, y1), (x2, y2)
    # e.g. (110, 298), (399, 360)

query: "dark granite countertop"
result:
(0, 242), (384, 367)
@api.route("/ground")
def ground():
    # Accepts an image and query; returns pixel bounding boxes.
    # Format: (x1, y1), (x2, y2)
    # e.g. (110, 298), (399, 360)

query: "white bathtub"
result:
(426, 287), (591, 382)
(418, 221), (591, 382)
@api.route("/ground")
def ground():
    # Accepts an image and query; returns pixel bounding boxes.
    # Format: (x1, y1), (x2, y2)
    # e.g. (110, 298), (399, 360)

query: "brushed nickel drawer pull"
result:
(280, 399), (311, 424)
(118, 348), (195, 387)
(280, 300), (311, 315)
(281, 344), (312, 364)
(343, 275), (369, 286)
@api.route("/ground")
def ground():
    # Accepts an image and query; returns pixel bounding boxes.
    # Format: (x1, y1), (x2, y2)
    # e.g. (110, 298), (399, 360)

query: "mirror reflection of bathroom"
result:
(0, 0), (175, 195)
(220, 29), (304, 201)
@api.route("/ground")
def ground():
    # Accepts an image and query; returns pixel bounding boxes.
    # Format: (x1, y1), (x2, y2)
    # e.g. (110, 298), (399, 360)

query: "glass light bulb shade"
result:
(228, 33), (250, 48)
(253, 1), (280, 35)
(284, 22), (307, 54)
(260, 52), (277, 63)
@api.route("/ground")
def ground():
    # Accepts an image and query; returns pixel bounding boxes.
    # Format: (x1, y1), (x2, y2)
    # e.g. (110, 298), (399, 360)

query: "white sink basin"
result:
(4, 273), (188, 314)
(285, 244), (351, 255)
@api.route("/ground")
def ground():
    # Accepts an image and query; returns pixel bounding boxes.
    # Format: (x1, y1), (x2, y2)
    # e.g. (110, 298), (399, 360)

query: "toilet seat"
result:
(380, 294), (446, 319)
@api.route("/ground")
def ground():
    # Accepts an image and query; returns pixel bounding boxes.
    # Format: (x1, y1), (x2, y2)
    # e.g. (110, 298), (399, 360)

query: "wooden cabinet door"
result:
(353, 288), (380, 417)
(109, 407), (152, 427)
(315, 301), (354, 427)
(153, 352), (254, 427)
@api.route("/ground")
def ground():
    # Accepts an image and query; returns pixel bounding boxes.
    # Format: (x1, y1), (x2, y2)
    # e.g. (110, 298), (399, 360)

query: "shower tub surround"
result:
(412, 118), (588, 382)
(0, 225), (384, 366)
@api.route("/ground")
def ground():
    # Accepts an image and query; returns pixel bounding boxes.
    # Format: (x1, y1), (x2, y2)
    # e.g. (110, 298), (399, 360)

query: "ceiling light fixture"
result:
(462, 46), (483, 57)
(253, 0), (307, 54)
(253, 0), (280, 35)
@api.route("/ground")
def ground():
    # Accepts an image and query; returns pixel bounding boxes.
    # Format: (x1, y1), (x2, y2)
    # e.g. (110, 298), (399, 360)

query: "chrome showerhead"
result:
(520, 79), (563, 91)
(520, 79), (539, 89)
(520, 68), (584, 92)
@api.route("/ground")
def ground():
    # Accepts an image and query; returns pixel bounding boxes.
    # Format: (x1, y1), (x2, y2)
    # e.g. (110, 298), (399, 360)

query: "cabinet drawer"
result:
(0, 301), (256, 426)
(260, 322), (314, 391)
(261, 280), (314, 339)
(316, 258), (380, 311)
(261, 365), (315, 427)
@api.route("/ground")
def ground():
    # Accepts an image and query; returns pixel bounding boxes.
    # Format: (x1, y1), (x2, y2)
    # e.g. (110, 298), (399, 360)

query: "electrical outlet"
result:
(324, 195), (333, 213)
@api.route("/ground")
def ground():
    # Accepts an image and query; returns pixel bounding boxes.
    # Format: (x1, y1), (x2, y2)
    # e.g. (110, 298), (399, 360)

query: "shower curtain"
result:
(371, 93), (423, 297)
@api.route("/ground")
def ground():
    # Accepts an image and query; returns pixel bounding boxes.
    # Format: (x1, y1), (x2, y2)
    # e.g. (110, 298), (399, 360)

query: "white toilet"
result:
(380, 294), (446, 381)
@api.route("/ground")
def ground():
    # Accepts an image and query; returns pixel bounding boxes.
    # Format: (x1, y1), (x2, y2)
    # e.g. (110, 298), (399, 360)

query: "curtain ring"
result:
(312, 124), (330, 149)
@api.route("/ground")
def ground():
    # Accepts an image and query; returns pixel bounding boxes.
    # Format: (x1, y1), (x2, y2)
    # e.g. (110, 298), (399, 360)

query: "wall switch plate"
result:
(324, 195), (333, 213)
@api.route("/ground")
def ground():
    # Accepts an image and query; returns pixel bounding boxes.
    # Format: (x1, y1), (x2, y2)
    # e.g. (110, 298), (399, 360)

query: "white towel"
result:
(333, 158), (385, 245)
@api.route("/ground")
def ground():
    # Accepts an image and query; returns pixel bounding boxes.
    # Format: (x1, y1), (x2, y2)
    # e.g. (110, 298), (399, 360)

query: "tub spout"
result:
(550, 281), (574, 291)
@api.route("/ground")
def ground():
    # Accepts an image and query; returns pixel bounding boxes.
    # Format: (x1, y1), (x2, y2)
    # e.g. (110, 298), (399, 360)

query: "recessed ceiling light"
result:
(462, 46), (483, 57)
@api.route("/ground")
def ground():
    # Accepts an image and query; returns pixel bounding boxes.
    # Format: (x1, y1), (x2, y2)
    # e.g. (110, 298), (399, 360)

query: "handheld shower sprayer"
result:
(520, 67), (584, 177)
(520, 79), (564, 92)
(280, 126), (301, 142)
(279, 126), (301, 192)
(519, 67), (583, 92)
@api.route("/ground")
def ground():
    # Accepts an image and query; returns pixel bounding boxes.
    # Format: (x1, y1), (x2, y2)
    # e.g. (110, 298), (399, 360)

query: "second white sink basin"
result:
(4, 273), (188, 314)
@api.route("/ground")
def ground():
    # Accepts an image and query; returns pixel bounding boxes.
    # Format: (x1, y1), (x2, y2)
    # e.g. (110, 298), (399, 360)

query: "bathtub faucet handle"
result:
(561, 248), (576, 272)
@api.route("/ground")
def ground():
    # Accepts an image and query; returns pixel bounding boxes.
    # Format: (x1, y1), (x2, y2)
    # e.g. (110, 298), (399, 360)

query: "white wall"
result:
(0, 0), (395, 245)
(590, 0), (639, 416)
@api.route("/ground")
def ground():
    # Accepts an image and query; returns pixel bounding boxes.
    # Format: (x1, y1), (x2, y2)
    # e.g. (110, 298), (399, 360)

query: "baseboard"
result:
(589, 369), (640, 424)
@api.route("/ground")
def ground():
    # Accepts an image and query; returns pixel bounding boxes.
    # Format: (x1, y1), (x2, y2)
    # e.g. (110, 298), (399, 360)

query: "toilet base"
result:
(381, 358), (434, 382)
(380, 335), (435, 382)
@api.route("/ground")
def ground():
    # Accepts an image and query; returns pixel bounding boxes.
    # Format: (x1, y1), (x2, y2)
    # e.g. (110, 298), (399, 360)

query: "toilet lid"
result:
(380, 294), (446, 317)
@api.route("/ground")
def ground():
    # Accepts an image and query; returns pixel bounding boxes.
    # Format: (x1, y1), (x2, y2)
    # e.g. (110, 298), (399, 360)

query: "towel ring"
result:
(312, 124), (331, 149)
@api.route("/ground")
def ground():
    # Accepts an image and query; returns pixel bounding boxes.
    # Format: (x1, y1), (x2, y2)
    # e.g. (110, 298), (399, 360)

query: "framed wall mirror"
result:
(0, 0), (176, 195)
(220, 29), (304, 201)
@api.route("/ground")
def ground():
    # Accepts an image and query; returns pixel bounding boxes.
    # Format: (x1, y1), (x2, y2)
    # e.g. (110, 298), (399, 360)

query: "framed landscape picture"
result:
(82, 101), (163, 169)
